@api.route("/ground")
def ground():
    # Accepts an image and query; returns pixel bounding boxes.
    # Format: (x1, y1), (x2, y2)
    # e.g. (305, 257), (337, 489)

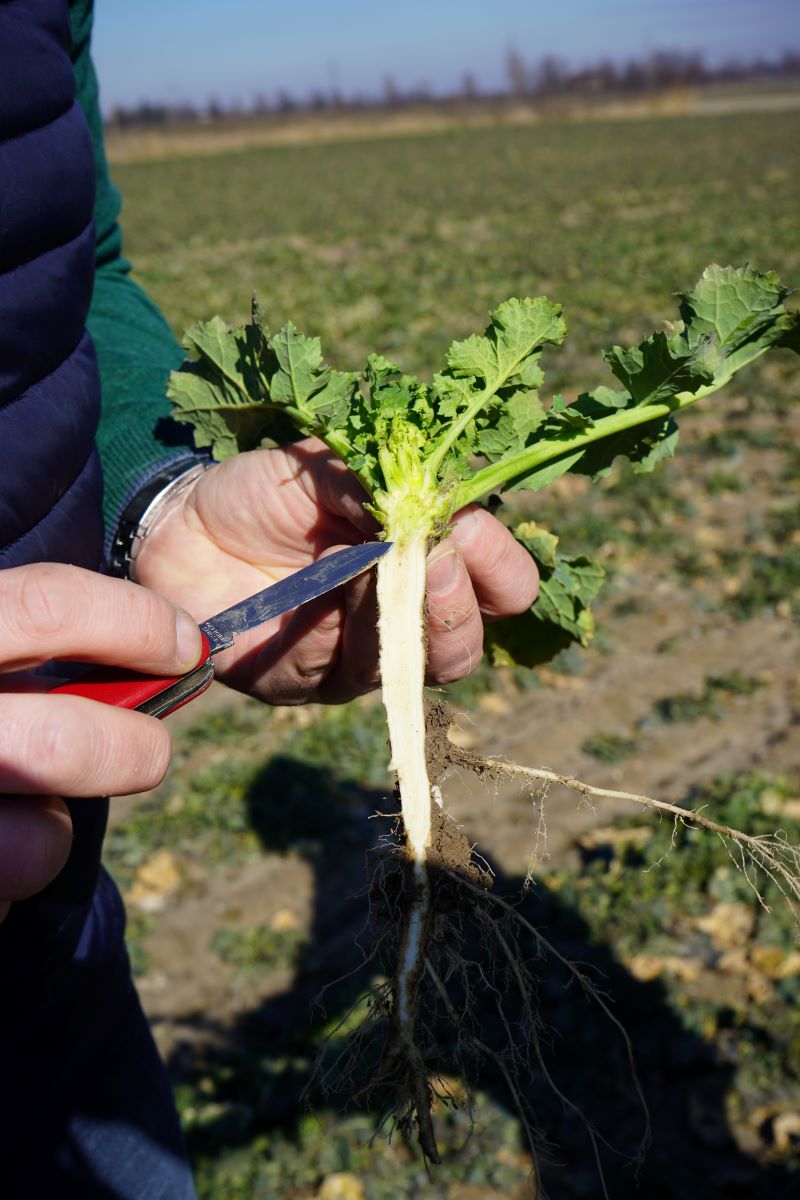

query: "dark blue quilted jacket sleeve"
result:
(0, 0), (104, 570)
(0, 0), (130, 1118)
(69, 0), (199, 552)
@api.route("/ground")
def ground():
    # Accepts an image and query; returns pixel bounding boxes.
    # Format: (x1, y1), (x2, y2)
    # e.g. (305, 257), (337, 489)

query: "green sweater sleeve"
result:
(69, 0), (200, 547)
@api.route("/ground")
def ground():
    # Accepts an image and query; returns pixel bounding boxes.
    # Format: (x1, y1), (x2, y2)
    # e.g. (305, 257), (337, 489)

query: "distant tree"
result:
(535, 55), (568, 95)
(327, 62), (344, 110)
(505, 48), (531, 97)
(460, 71), (479, 101)
(382, 75), (402, 107)
(621, 57), (647, 92)
(104, 45), (800, 132)
(308, 90), (328, 112)
(275, 89), (296, 114)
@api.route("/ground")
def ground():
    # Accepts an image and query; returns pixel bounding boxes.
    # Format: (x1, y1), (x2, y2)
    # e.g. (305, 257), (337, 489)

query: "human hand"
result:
(135, 438), (538, 705)
(0, 564), (202, 922)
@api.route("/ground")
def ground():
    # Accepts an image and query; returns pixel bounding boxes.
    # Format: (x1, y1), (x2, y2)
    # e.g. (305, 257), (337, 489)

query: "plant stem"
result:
(453, 385), (713, 509)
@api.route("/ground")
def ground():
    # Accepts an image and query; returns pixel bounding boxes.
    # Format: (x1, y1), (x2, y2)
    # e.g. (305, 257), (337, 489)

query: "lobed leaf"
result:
(676, 264), (799, 380)
(446, 297), (566, 389)
(270, 322), (357, 432)
(474, 391), (546, 459)
(604, 332), (714, 404)
(486, 522), (605, 668)
(167, 318), (295, 460)
(679, 263), (789, 347)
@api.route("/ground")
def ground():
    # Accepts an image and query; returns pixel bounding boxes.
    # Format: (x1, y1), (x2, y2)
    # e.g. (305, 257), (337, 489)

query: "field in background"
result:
(106, 110), (800, 1198)
(105, 82), (800, 164)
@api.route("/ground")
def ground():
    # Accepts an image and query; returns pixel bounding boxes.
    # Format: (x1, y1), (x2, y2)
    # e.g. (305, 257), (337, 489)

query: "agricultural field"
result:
(107, 110), (800, 1198)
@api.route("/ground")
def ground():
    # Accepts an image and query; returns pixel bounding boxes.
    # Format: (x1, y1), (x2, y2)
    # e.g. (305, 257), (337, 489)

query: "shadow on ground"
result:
(164, 754), (799, 1199)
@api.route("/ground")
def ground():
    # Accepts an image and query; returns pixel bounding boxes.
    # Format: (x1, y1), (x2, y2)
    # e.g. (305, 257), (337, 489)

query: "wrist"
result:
(108, 458), (214, 582)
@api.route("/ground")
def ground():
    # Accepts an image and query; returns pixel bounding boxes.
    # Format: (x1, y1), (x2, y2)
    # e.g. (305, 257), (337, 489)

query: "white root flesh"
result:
(376, 531), (433, 1071)
(377, 533), (431, 862)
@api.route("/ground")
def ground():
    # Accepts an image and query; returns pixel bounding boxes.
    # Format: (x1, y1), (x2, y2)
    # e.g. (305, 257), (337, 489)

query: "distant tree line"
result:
(502, 47), (800, 98)
(106, 48), (800, 129)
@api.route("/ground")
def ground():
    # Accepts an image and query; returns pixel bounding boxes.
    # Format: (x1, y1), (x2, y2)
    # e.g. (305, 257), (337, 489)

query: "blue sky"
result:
(92, 0), (798, 110)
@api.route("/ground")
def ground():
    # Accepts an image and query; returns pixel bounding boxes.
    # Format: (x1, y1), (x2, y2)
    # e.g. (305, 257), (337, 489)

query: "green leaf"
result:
(604, 332), (715, 405)
(537, 559), (604, 642)
(502, 448), (587, 494)
(512, 520), (558, 569)
(446, 297), (566, 390)
(574, 412), (680, 481)
(169, 267), (797, 580)
(547, 393), (596, 432)
(779, 318), (800, 355)
(679, 263), (788, 346)
(167, 317), (295, 460)
(475, 390), (545, 458)
(486, 523), (605, 667)
(677, 264), (800, 379)
(426, 297), (566, 486)
(487, 612), (574, 669)
(270, 322), (356, 432)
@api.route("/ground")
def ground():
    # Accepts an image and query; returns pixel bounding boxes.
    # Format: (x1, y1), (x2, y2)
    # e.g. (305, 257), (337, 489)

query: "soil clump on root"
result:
(424, 698), (456, 784)
(369, 699), (491, 932)
(424, 696), (499, 783)
(355, 702), (501, 1165)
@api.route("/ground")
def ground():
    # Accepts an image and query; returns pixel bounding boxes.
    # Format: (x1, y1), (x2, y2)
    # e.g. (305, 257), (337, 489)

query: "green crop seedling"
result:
(169, 266), (799, 1189)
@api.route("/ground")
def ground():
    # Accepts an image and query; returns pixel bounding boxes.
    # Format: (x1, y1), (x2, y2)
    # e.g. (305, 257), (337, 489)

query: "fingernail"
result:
(452, 508), (481, 546)
(176, 611), (202, 669)
(427, 550), (460, 593)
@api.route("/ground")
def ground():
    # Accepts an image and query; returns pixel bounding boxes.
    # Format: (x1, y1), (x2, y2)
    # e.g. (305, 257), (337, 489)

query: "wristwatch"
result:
(107, 458), (213, 581)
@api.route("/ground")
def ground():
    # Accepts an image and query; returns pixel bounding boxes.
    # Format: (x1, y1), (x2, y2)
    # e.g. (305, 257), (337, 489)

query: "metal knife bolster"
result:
(135, 658), (215, 718)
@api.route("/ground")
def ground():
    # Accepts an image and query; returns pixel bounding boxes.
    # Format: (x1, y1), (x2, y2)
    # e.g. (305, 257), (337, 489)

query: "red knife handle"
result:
(49, 633), (214, 719)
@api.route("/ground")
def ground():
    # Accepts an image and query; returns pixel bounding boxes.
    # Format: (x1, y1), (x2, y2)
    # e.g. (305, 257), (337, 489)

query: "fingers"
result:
(424, 508), (539, 683)
(286, 439), (379, 536)
(183, 440), (377, 571)
(0, 796), (72, 911)
(0, 562), (189, 919)
(325, 567), (381, 701)
(448, 506), (539, 618)
(222, 505), (540, 699)
(231, 589), (346, 705)
(424, 542), (484, 683)
(219, 529), (384, 704)
(0, 563), (201, 675)
(0, 693), (172, 797)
